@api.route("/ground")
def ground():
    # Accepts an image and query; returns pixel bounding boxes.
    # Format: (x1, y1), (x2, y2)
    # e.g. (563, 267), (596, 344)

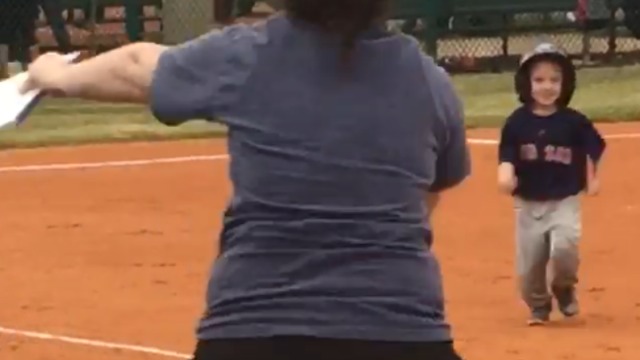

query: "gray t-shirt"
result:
(149, 15), (470, 342)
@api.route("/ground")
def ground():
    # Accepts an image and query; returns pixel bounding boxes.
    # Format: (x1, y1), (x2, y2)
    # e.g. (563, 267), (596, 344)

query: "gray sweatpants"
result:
(514, 195), (581, 311)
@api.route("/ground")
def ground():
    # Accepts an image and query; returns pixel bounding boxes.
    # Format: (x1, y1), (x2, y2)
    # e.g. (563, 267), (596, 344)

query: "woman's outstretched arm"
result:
(23, 42), (167, 103)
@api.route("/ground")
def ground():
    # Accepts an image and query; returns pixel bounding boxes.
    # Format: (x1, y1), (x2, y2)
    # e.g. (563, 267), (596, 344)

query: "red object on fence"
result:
(575, 0), (588, 23)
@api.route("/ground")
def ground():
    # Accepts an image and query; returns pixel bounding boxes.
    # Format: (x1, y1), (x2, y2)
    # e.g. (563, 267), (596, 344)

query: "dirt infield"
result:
(1, 123), (640, 360)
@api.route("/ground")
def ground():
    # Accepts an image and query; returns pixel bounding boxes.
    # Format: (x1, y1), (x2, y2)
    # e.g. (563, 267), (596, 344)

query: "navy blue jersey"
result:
(499, 106), (606, 201)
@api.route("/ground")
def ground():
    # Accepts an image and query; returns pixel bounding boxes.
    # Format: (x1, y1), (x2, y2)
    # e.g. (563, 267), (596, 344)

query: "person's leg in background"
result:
(14, 18), (38, 71)
(11, 34), (31, 71)
(6, 0), (39, 71)
(0, 0), (14, 78)
(39, 0), (73, 53)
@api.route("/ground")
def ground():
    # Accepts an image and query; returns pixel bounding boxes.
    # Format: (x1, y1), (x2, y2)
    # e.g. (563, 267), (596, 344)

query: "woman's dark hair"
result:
(284, 0), (392, 64)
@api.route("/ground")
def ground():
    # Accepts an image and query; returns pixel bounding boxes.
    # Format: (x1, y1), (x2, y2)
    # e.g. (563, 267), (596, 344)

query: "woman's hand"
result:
(21, 52), (73, 95)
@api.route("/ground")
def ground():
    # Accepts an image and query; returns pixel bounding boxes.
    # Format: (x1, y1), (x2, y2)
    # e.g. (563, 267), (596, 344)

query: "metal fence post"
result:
(124, 0), (143, 42)
(423, 17), (439, 59)
(0, 44), (8, 79)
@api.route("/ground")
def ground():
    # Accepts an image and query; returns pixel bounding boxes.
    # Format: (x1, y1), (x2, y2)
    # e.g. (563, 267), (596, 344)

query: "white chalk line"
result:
(468, 138), (498, 145)
(0, 155), (228, 173)
(0, 132), (637, 174)
(0, 326), (191, 358)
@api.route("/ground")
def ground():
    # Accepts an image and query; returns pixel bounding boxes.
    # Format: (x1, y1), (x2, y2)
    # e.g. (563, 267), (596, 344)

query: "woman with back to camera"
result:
(23, 0), (471, 359)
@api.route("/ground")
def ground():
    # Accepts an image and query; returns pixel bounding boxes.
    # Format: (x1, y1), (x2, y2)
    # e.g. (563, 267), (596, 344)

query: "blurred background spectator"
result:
(0, 0), (71, 78)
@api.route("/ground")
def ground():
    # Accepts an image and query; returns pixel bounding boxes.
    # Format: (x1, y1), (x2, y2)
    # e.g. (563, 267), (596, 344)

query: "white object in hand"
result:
(0, 52), (81, 129)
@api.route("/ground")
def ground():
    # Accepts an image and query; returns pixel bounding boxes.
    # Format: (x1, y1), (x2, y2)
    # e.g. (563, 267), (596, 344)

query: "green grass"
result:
(456, 64), (640, 128)
(0, 100), (224, 149)
(2, 64), (640, 149)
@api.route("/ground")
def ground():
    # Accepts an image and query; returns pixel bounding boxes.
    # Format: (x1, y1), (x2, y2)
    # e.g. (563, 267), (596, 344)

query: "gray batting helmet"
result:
(514, 42), (576, 107)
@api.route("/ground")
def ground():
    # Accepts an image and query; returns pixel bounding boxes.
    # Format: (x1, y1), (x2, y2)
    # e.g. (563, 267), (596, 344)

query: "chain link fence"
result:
(431, 14), (640, 72)
(390, 0), (640, 71)
(1, 0), (640, 77)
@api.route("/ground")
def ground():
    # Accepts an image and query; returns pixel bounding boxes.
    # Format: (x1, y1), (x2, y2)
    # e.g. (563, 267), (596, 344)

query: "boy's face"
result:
(529, 61), (563, 107)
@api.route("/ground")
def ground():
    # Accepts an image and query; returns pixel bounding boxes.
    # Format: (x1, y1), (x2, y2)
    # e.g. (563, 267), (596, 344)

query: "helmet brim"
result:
(518, 51), (573, 74)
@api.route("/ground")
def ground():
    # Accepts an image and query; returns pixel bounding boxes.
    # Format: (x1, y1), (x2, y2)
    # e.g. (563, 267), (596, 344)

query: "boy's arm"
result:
(580, 116), (607, 195)
(580, 116), (606, 195)
(497, 117), (518, 194)
(498, 162), (517, 193)
(580, 115), (606, 165)
(586, 156), (599, 194)
(586, 152), (600, 179)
